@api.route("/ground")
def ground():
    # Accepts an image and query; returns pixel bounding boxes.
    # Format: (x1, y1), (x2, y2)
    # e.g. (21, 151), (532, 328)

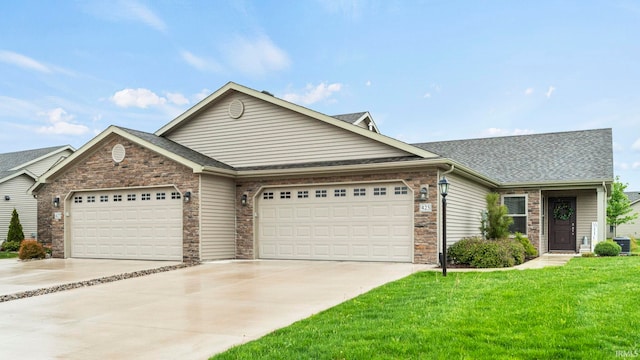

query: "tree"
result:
(7, 208), (25, 243)
(607, 176), (638, 237)
(480, 193), (513, 239)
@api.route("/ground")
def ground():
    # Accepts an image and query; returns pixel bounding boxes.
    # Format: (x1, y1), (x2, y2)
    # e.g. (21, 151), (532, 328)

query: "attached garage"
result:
(257, 182), (413, 262)
(69, 187), (183, 260)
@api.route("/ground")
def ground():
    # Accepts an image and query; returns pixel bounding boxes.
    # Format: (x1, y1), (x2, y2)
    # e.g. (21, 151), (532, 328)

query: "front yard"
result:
(212, 257), (639, 359)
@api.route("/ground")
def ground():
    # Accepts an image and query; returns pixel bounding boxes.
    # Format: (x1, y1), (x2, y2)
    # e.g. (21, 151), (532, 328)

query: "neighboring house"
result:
(614, 192), (640, 238)
(30, 82), (614, 263)
(1, 146), (74, 242)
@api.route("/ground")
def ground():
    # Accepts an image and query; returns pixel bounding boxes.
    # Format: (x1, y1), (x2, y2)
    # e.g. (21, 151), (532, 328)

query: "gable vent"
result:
(112, 144), (126, 163)
(228, 99), (244, 119)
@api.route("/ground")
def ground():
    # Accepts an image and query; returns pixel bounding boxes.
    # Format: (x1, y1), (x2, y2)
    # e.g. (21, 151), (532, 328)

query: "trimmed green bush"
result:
(7, 208), (24, 243)
(1, 240), (21, 252)
(449, 237), (526, 268)
(514, 232), (538, 258)
(594, 240), (621, 257)
(581, 252), (596, 257)
(18, 240), (46, 260)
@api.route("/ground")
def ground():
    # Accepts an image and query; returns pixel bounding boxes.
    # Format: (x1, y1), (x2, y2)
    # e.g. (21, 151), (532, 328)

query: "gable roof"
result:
(332, 112), (380, 133)
(624, 191), (640, 205)
(155, 82), (436, 159)
(413, 128), (613, 185)
(0, 145), (74, 183)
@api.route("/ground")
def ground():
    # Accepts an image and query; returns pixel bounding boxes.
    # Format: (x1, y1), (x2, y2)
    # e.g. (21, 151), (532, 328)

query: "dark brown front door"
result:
(548, 197), (577, 251)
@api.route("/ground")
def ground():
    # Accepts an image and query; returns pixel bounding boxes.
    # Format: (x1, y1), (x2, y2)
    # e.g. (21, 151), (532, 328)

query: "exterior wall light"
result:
(241, 194), (248, 206)
(419, 186), (428, 200)
(438, 176), (450, 277)
(4, 195), (9, 201)
(53, 196), (60, 208)
(184, 191), (191, 202)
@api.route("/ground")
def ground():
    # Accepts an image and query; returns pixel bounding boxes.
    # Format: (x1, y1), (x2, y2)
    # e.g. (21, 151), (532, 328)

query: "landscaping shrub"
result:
(448, 237), (483, 264)
(1, 240), (21, 252)
(514, 232), (538, 258)
(18, 240), (46, 260)
(581, 252), (595, 257)
(7, 208), (24, 243)
(449, 237), (525, 268)
(594, 240), (621, 257)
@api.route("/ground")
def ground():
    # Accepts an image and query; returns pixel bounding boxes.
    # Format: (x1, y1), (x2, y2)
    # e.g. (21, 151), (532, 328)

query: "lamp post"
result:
(438, 176), (450, 277)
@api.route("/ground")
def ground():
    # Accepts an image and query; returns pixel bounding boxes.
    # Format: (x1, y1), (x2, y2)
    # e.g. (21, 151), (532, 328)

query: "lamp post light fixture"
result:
(438, 176), (450, 277)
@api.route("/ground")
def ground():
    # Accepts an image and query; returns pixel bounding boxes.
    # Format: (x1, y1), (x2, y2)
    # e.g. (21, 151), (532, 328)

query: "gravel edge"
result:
(0, 261), (200, 303)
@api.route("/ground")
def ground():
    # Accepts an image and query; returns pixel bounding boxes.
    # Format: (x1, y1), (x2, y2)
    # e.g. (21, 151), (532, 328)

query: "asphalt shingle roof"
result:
(332, 112), (367, 124)
(624, 191), (640, 204)
(0, 146), (68, 180)
(413, 128), (613, 184)
(118, 127), (235, 171)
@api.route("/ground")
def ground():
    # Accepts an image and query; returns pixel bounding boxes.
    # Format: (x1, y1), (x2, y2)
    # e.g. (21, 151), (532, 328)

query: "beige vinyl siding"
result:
(0, 175), (37, 241)
(444, 173), (490, 246)
(24, 150), (73, 176)
(200, 174), (236, 260)
(165, 92), (410, 167)
(614, 203), (640, 238)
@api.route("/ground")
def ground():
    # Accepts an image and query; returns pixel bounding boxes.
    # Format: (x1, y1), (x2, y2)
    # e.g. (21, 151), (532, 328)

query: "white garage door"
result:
(258, 182), (413, 262)
(70, 187), (183, 261)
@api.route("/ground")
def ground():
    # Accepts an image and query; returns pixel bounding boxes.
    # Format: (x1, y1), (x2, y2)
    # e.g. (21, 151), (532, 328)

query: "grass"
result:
(212, 257), (640, 359)
(0, 251), (18, 259)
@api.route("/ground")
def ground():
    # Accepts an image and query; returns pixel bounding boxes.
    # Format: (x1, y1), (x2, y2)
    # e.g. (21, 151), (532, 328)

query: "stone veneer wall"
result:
(36, 135), (201, 262)
(499, 189), (542, 252)
(235, 169), (440, 264)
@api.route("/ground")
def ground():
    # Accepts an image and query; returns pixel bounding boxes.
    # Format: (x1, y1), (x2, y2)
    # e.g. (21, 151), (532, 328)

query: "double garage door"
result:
(258, 182), (413, 262)
(69, 187), (183, 261)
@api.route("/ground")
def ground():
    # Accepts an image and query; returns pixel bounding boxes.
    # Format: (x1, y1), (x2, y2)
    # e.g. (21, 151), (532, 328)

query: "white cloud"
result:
(366, 80), (371, 86)
(524, 88), (534, 95)
(180, 50), (222, 73)
(165, 92), (190, 106)
(225, 35), (290, 76)
(480, 128), (535, 137)
(110, 88), (166, 108)
(632, 138), (640, 151)
(634, 162), (640, 169)
(193, 89), (211, 103)
(0, 50), (51, 73)
(282, 82), (343, 105)
(545, 86), (556, 98)
(423, 93), (431, 98)
(83, 0), (166, 32)
(36, 108), (89, 135)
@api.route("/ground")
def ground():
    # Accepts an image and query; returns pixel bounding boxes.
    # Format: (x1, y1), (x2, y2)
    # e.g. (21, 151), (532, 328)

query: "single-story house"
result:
(614, 192), (640, 238)
(0, 146), (74, 242)
(30, 82), (614, 263)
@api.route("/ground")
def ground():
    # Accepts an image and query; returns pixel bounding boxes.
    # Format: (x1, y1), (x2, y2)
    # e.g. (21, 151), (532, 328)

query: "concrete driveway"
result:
(0, 259), (425, 359)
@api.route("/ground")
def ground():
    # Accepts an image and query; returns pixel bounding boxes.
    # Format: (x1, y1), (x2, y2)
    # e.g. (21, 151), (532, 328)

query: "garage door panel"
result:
(70, 187), (182, 261)
(259, 182), (413, 262)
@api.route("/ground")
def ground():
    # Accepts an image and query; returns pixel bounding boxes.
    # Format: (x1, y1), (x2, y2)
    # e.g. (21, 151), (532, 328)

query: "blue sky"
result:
(1, 1), (639, 189)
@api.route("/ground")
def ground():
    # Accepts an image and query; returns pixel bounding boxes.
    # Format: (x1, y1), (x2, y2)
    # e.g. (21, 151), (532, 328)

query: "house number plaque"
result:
(419, 203), (432, 212)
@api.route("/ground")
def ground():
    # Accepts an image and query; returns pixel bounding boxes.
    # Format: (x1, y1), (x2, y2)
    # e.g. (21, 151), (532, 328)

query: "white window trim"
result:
(502, 194), (528, 235)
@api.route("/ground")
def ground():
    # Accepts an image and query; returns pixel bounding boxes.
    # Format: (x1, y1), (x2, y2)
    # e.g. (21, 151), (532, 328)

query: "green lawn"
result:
(212, 257), (640, 359)
(0, 251), (18, 259)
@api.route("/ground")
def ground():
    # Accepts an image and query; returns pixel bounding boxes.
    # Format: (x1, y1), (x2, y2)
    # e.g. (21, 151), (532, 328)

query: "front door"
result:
(548, 197), (577, 251)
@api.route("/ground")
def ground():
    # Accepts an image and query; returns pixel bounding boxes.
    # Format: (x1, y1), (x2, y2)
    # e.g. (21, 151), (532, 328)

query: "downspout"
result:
(441, 164), (455, 177)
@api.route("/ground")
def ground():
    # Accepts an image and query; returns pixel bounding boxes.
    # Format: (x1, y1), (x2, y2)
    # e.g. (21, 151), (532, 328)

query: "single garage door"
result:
(258, 182), (413, 262)
(70, 187), (183, 260)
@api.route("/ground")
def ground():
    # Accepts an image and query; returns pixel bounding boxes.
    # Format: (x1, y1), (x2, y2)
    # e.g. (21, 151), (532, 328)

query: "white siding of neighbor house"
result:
(200, 174), (236, 260)
(444, 173), (491, 247)
(165, 92), (410, 167)
(23, 150), (73, 177)
(616, 202), (640, 238)
(0, 175), (37, 241)
(541, 189), (598, 253)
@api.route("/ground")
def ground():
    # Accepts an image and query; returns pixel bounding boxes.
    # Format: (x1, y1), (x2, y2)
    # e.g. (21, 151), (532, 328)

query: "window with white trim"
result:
(503, 195), (527, 234)
(394, 186), (408, 195)
(280, 191), (291, 199)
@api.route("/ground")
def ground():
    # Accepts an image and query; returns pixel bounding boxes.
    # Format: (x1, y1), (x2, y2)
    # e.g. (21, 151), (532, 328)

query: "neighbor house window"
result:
(503, 195), (527, 234)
